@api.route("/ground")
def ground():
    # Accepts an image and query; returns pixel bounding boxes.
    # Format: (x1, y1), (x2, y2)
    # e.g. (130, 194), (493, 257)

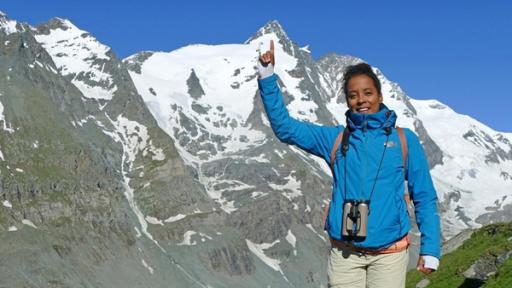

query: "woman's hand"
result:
(416, 256), (435, 275)
(257, 40), (275, 79)
(259, 40), (275, 66)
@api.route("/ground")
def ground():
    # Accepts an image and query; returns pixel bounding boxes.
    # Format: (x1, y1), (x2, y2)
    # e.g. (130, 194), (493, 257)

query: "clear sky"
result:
(2, 0), (510, 132)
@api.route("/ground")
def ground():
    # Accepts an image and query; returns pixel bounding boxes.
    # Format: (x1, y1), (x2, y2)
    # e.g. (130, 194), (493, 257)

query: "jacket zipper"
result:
(361, 117), (368, 199)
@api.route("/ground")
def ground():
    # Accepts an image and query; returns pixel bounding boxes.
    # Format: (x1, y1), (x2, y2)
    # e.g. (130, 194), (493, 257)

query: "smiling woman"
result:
(344, 64), (383, 114)
(257, 41), (441, 288)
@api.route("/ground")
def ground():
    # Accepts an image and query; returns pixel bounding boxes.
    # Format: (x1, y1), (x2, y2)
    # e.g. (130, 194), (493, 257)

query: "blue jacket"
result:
(258, 74), (441, 259)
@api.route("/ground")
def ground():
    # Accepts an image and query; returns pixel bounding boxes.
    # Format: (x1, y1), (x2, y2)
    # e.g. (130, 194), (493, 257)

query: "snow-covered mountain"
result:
(125, 20), (512, 240)
(1, 11), (511, 287)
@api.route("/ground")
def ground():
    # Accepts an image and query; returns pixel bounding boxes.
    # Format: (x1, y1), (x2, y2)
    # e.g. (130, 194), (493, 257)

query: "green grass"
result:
(406, 223), (512, 288)
(483, 257), (512, 288)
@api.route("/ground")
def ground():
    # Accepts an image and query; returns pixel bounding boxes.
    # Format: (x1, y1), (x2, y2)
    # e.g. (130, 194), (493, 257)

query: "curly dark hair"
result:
(342, 63), (382, 99)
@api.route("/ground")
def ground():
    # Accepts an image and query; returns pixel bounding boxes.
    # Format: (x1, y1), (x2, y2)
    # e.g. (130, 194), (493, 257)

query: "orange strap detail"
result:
(329, 129), (345, 171)
(396, 127), (412, 209)
(396, 127), (408, 169)
(325, 129), (344, 229)
(378, 234), (410, 254)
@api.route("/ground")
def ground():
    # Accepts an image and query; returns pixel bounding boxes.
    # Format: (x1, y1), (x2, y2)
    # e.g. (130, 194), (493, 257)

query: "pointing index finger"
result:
(270, 40), (274, 53)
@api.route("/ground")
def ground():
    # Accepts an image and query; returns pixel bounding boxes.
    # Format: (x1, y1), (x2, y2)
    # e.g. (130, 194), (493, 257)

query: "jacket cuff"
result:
(258, 73), (277, 84)
(422, 255), (440, 270)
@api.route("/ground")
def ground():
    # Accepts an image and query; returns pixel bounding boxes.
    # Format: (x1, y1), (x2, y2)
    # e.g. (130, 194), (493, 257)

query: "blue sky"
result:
(2, 0), (511, 132)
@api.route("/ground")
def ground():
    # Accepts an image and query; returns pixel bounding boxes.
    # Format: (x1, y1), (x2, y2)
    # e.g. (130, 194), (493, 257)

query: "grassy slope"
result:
(406, 223), (512, 288)
(483, 257), (512, 288)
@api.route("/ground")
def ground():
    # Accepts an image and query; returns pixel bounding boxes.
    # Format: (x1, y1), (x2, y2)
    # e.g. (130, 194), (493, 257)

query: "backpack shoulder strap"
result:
(330, 130), (344, 171)
(396, 127), (408, 174)
(329, 127), (350, 171)
(396, 126), (413, 209)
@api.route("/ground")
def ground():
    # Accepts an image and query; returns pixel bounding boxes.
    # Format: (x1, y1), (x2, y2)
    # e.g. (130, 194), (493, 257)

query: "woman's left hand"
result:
(416, 256), (435, 275)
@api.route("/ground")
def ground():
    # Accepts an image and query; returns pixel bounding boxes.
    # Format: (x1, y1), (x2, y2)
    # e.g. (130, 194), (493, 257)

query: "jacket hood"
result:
(345, 104), (397, 131)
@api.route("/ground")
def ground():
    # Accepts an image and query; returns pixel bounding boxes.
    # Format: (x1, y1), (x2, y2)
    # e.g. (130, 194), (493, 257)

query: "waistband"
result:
(330, 234), (410, 255)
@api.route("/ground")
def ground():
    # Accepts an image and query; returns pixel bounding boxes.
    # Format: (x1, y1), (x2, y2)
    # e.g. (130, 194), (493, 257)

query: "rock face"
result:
(441, 228), (475, 255)
(462, 246), (512, 283)
(1, 12), (511, 287)
(0, 13), (217, 288)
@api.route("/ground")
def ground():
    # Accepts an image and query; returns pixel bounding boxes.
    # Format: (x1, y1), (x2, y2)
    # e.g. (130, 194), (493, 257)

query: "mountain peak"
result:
(261, 20), (286, 34)
(36, 17), (90, 40)
(245, 20), (290, 44)
(318, 53), (362, 68)
(44, 17), (77, 31)
(0, 11), (19, 35)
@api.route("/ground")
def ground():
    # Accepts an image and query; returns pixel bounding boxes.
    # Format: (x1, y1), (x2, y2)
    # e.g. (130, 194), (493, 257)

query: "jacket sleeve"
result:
(405, 129), (441, 259)
(258, 74), (339, 161)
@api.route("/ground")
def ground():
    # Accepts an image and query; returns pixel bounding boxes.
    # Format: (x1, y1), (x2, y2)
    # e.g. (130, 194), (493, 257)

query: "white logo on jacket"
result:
(384, 141), (397, 148)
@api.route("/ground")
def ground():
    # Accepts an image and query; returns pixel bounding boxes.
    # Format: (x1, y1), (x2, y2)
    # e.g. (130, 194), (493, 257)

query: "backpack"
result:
(322, 127), (412, 228)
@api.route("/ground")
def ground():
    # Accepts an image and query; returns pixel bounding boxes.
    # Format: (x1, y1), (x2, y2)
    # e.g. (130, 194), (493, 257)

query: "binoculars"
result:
(341, 200), (369, 240)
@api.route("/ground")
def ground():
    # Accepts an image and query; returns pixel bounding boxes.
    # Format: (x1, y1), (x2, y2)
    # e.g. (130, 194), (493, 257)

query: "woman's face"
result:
(346, 74), (382, 114)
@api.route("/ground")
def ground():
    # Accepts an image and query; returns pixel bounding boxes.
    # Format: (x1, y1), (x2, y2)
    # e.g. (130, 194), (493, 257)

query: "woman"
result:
(257, 40), (440, 288)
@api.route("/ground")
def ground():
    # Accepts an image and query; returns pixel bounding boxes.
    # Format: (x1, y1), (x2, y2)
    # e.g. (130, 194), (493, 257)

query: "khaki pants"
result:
(328, 246), (409, 288)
